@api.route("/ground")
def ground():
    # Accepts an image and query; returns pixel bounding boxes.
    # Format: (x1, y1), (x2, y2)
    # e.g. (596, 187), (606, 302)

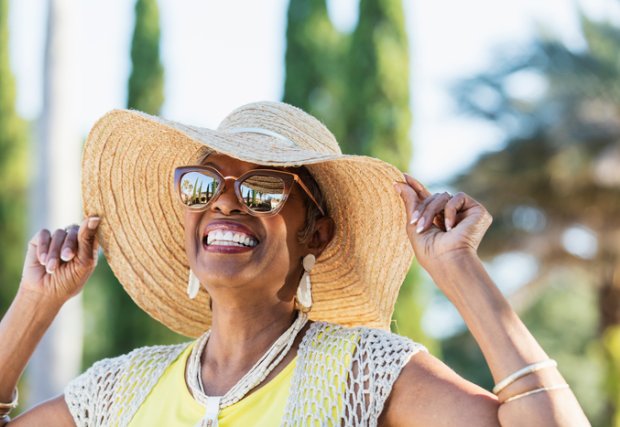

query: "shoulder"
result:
(380, 347), (499, 427)
(64, 342), (190, 427)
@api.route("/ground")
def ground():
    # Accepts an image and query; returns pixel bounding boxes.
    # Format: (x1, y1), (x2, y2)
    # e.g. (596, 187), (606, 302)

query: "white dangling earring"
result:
(296, 254), (316, 312)
(187, 269), (200, 299)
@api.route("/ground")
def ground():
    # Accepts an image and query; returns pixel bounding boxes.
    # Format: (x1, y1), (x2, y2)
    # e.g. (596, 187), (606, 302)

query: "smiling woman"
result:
(0, 101), (589, 426)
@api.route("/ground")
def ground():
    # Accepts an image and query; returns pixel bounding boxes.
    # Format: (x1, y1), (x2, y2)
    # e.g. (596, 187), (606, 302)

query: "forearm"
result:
(428, 252), (589, 426)
(0, 288), (62, 404)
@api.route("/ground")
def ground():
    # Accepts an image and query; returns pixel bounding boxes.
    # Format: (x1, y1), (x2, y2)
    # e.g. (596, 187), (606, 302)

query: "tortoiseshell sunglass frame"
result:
(173, 165), (325, 217)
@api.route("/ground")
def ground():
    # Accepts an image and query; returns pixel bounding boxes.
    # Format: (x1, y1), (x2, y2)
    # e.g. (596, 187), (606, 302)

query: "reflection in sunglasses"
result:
(179, 171), (286, 213)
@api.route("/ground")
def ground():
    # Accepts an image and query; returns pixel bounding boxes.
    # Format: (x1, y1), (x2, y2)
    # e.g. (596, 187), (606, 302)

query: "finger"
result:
(76, 216), (101, 262)
(36, 229), (52, 265)
(409, 191), (436, 226)
(404, 174), (431, 198)
(60, 225), (80, 262)
(46, 229), (67, 274)
(416, 192), (452, 234)
(394, 182), (421, 223)
(444, 192), (467, 231)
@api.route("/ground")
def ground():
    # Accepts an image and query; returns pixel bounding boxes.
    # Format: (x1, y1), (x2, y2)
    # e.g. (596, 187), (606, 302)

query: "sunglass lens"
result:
(179, 171), (220, 208)
(239, 174), (286, 213)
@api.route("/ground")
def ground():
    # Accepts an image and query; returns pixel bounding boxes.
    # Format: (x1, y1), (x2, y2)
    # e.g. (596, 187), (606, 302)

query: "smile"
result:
(201, 221), (260, 254)
(205, 230), (258, 248)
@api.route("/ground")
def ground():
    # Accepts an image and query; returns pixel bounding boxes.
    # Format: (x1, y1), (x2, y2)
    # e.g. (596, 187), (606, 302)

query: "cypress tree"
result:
(344, 0), (432, 348)
(343, 0), (411, 168)
(283, 0), (347, 141)
(127, 0), (164, 114)
(0, 0), (28, 313)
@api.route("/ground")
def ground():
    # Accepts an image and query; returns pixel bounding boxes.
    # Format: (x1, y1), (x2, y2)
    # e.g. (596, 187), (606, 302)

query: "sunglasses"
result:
(174, 165), (325, 216)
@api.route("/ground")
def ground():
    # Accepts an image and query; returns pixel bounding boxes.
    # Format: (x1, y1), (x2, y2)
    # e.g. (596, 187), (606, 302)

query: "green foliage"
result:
(0, 0), (28, 313)
(283, 0), (347, 140)
(127, 0), (164, 114)
(391, 268), (439, 354)
(604, 326), (620, 427)
(343, 0), (411, 170)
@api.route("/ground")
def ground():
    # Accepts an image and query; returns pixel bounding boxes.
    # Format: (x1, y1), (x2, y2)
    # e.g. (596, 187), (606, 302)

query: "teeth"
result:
(205, 229), (258, 248)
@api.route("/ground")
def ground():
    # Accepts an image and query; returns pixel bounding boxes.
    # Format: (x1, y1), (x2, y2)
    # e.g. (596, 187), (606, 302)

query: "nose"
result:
(209, 179), (244, 215)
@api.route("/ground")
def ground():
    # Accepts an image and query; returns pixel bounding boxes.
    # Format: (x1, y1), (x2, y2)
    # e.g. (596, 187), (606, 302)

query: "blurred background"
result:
(1, 0), (619, 424)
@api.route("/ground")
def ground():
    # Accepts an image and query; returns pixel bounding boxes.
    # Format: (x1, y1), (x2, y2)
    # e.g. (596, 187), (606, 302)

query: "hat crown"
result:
(217, 101), (342, 155)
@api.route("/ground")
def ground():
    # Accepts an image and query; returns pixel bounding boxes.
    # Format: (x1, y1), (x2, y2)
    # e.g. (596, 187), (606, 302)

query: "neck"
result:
(205, 298), (298, 371)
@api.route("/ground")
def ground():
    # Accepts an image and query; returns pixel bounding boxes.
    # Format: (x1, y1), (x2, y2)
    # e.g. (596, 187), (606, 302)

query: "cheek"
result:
(278, 205), (308, 257)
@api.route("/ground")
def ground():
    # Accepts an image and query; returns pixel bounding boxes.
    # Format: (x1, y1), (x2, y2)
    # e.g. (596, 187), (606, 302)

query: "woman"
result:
(0, 102), (589, 426)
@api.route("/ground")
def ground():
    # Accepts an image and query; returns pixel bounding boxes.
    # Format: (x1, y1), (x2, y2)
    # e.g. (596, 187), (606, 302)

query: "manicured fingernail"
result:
(410, 211), (420, 225)
(61, 249), (73, 261)
(46, 259), (58, 274)
(393, 183), (401, 194)
(416, 217), (425, 234)
(40, 253), (47, 265)
(88, 217), (101, 230)
(445, 220), (452, 231)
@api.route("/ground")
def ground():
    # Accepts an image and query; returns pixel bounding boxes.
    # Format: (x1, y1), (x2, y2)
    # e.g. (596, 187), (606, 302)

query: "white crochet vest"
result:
(65, 322), (425, 426)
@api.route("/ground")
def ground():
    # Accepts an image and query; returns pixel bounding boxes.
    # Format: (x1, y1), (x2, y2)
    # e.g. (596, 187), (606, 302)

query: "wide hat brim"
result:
(82, 104), (414, 338)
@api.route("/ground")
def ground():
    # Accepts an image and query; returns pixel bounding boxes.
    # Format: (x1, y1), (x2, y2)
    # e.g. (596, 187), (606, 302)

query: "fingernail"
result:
(409, 211), (420, 225)
(393, 183), (401, 194)
(416, 217), (426, 234)
(88, 217), (101, 230)
(46, 259), (58, 274)
(61, 249), (73, 261)
(40, 253), (47, 265)
(445, 220), (452, 231)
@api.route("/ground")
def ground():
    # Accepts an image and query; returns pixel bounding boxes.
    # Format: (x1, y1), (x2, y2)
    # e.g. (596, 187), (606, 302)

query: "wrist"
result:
(425, 248), (481, 280)
(15, 286), (64, 316)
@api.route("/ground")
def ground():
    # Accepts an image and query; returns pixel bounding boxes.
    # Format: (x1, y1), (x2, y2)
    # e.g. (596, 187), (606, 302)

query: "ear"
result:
(307, 216), (335, 257)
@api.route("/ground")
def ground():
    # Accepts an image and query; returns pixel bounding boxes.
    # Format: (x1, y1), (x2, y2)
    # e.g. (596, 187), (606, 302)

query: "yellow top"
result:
(128, 343), (296, 426)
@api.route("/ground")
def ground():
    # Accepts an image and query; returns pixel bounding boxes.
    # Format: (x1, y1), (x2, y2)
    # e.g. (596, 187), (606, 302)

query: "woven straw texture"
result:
(81, 101), (414, 337)
(64, 323), (425, 426)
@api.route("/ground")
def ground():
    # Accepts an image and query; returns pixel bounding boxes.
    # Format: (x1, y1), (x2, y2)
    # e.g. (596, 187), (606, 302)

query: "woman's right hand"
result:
(19, 216), (101, 306)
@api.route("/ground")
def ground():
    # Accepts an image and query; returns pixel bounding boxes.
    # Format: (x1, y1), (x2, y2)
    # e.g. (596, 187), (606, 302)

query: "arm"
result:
(387, 176), (589, 427)
(0, 216), (100, 426)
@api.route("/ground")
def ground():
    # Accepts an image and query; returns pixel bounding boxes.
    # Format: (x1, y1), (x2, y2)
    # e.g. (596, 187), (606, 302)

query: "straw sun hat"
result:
(81, 101), (414, 338)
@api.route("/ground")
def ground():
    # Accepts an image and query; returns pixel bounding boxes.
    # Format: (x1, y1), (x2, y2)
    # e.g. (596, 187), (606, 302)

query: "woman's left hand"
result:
(395, 174), (492, 276)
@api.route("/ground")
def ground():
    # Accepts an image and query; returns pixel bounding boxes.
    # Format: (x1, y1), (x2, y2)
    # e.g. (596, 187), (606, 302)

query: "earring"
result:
(187, 269), (200, 299)
(296, 254), (316, 312)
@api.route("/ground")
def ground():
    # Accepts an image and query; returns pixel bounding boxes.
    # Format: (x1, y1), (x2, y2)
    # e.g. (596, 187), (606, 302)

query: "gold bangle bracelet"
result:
(502, 384), (570, 404)
(493, 359), (557, 394)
